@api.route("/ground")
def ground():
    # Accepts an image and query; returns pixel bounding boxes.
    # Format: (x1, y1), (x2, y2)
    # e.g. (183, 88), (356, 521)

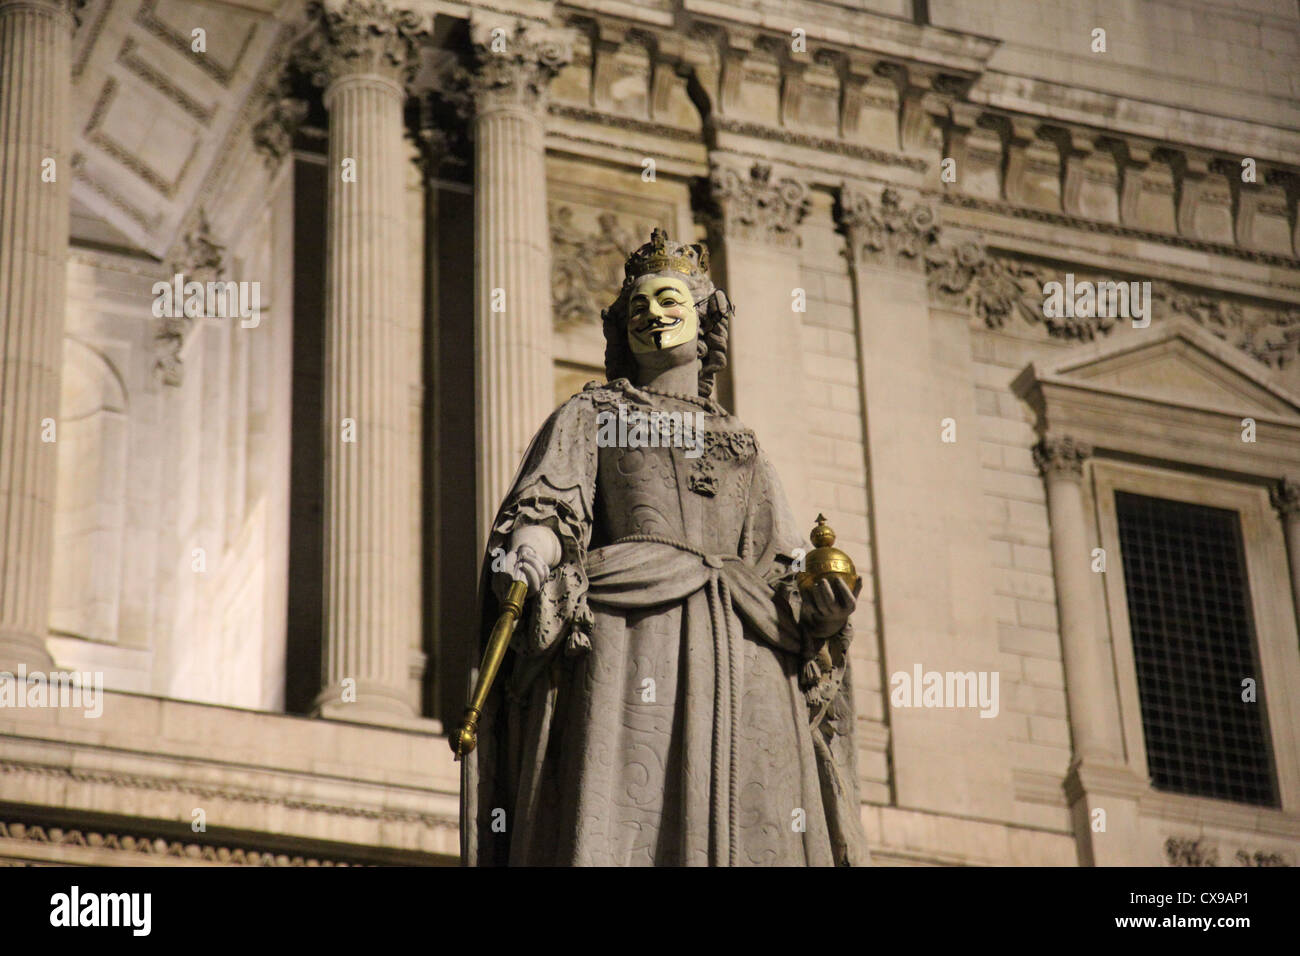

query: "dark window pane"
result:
(1115, 491), (1279, 807)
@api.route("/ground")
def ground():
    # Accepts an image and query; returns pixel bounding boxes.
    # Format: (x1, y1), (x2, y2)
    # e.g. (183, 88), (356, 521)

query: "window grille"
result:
(1114, 491), (1279, 807)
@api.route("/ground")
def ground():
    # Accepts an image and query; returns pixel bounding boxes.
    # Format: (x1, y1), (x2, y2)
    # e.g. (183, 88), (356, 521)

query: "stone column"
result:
(0, 0), (76, 674)
(1032, 437), (1125, 764)
(1271, 477), (1300, 628)
(308, 0), (423, 720)
(464, 16), (572, 545)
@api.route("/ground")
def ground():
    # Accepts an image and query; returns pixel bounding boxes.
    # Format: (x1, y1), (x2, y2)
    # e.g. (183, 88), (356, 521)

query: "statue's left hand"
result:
(801, 576), (862, 641)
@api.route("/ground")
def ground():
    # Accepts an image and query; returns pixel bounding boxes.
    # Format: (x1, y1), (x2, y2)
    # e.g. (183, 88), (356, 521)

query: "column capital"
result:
(460, 16), (573, 114)
(705, 156), (810, 249)
(1033, 436), (1093, 480)
(836, 183), (940, 270)
(301, 0), (424, 90)
(0, 0), (85, 26)
(1270, 476), (1300, 517)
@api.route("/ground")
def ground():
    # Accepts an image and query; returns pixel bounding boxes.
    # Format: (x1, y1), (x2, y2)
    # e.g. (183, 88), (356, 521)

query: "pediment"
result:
(1019, 320), (1300, 421)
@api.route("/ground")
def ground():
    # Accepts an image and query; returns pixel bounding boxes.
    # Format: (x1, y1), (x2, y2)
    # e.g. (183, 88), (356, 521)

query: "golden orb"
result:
(796, 514), (859, 596)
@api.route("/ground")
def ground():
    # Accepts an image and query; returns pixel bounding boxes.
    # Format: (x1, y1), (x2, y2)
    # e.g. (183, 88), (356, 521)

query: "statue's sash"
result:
(583, 537), (801, 653)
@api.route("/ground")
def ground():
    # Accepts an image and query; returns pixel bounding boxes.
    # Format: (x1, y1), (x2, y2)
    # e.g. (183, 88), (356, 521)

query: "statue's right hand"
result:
(491, 524), (561, 602)
(492, 544), (549, 602)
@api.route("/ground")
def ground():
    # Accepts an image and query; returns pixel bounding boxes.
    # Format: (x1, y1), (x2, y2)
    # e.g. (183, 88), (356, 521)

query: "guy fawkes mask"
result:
(627, 275), (698, 354)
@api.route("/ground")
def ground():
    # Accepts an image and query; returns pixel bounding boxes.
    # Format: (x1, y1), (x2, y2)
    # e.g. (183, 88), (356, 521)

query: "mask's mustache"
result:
(635, 315), (681, 334)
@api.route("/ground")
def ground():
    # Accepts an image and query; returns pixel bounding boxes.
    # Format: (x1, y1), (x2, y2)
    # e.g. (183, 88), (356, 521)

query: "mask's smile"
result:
(633, 313), (683, 345)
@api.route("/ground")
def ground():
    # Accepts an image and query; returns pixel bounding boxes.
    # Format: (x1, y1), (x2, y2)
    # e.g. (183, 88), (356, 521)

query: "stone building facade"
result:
(1, 0), (1298, 866)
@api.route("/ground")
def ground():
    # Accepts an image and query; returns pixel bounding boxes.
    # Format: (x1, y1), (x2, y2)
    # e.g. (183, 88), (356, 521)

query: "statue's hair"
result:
(601, 271), (732, 400)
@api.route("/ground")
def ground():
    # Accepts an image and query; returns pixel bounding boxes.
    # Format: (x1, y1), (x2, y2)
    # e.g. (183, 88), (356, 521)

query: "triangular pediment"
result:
(1022, 320), (1300, 421)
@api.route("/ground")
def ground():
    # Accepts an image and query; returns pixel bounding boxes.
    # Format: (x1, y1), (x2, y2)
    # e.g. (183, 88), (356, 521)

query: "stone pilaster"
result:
(1032, 436), (1139, 866)
(0, 0), (77, 674)
(305, 0), (423, 720)
(837, 182), (1012, 821)
(1271, 477), (1300, 633)
(702, 156), (812, 523)
(464, 16), (572, 545)
(1032, 437), (1126, 764)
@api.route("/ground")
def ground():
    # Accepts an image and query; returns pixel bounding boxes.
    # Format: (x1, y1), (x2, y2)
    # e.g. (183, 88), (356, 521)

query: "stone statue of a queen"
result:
(463, 229), (870, 866)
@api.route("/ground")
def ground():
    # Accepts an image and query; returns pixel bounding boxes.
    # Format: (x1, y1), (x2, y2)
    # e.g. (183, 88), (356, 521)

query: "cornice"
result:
(941, 192), (1300, 271)
(711, 116), (927, 173)
(0, 818), (371, 867)
(549, 102), (699, 142)
(0, 759), (459, 831)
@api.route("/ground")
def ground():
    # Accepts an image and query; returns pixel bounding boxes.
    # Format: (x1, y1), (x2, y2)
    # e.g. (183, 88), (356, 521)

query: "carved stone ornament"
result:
(1270, 477), (1300, 517)
(1235, 848), (1290, 866)
(154, 210), (226, 387)
(298, 0), (424, 87)
(251, 77), (309, 167)
(922, 238), (1300, 367)
(839, 186), (939, 270)
(707, 160), (810, 248)
(925, 241), (1055, 332)
(449, 18), (573, 115)
(549, 206), (640, 330)
(1165, 836), (1219, 867)
(686, 429), (758, 497)
(1166, 837), (1292, 867)
(1032, 437), (1092, 479)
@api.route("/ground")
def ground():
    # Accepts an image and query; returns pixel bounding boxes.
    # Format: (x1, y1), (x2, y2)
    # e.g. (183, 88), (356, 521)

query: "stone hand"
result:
(492, 524), (561, 601)
(800, 576), (861, 641)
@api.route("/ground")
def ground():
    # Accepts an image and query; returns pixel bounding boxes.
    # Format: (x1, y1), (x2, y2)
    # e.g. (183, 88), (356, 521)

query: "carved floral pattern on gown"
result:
(463, 380), (869, 866)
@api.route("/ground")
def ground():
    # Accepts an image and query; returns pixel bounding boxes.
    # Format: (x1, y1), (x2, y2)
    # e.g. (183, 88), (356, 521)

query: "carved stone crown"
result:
(623, 228), (710, 284)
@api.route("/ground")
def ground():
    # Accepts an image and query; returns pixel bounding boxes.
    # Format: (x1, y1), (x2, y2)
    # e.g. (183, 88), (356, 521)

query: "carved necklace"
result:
(635, 382), (722, 415)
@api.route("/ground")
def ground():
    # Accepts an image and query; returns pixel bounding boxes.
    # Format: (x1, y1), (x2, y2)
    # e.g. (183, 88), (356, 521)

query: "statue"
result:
(458, 229), (870, 866)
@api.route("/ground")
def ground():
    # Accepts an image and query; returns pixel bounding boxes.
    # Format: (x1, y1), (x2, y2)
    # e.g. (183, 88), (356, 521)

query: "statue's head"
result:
(602, 229), (732, 399)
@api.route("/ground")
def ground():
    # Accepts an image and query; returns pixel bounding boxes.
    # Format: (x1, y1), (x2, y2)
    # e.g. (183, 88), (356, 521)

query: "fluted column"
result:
(307, 0), (422, 720)
(1271, 477), (1300, 629)
(0, 0), (76, 674)
(1033, 437), (1125, 764)
(466, 16), (572, 544)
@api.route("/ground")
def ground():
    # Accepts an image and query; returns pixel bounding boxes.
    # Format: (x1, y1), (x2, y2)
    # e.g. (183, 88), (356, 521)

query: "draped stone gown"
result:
(463, 379), (868, 866)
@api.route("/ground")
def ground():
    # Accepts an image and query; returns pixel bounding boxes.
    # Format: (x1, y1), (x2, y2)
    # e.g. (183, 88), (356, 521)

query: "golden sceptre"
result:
(450, 577), (528, 760)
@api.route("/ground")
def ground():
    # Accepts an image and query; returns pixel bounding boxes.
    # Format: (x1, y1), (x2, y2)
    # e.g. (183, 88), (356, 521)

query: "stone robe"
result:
(463, 379), (868, 866)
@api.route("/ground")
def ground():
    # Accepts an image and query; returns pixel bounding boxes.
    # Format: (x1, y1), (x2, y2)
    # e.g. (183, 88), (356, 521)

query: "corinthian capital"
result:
(706, 157), (809, 248)
(460, 16), (573, 114)
(837, 184), (939, 270)
(1270, 477), (1300, 517)
(300, 0), (424, 87)
(1032, 437), (1092, 480)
